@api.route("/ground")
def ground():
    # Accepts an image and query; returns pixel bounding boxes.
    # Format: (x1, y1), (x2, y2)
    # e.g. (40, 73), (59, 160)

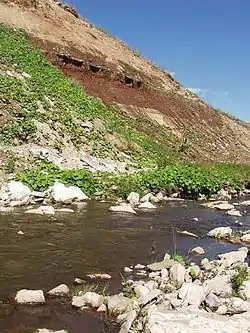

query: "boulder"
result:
(15, 289), (45, 304)
(50, 182), (88, 203)
(73, 278), (86, 285)
(127, 192), (140, 204)
(178, 282), (206, 306)
(216, 305), (228, 315)
(241, 234), (250, 243)
(134, 264), (145, 270)
(218, 248), (248, 267)
(72, 292), (104, 308)
(48, 284), (70, 297)
(25, 205), (55, 215)
(203, 201), (234, 210)
(147, 259), (175, 271)
(227, 209), (242, 217)
(138, 202), (157, 209)
(124, 267), (133, 273)
(140, 193), (152, 203)
(169, 263), (186, 288)
(3, 181), (31, 202)
(56, 208), (74, 213)
(204, 275), (232, 297)
(146, 306), (250, 333)
(117, 310), (137, 333)
(205, 292), (221, 309)
(86, 273), (111, 279)
(240, 200), (250, 206)
(225, 297), (248, 314)
(106, 295), (137, 314)
(207, 226), (232, 239)
(109, 204), (136, 214)
(191, 246), (205, 255)
(217, 189), (232, 200)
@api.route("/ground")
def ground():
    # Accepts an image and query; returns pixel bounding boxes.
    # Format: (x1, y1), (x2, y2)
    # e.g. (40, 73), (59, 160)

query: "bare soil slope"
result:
(1, 0), (250, 163)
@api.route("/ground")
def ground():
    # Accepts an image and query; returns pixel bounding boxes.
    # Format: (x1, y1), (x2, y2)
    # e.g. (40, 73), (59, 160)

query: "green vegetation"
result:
(231, 266), (249, 298)
(171, 254), (184, 264)
(122, 280), (137, 299)
(15, 161), (250, 199)
(0, 24), (175, 166)
(189, 267), (197, 281)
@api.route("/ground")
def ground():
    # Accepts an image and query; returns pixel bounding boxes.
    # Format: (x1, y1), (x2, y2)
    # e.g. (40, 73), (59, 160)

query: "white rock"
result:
(10, 196), (30, 207)
(31, 191), (45, 198)
(117, 310), (137, 333)
(204, 275), (232, 297)
(178, 230), (198, 238)
(140, 193), (152, 203)
(216, 305), (228, 315)
(124, 267), (133, 273)
(203, 201), (234, 210)
(218, 248), (248, 267)
(48, 284), (70, 297)
(56, 208), (74, 213)
(4, 181), (31, 202)
(147, 306), (250, 333)
(147, 259), (175, 271)
(51, 182), (88, 203)
(109, 204), (136, 214)
(178, 282), (206, 306)
(86, 273), (111, 279)
(217, 189), (232, 200)
(134, 264), (145, 270)
(73, 278), (85, 285)
(191, 246), (205, 255)
(169, 263), (186, 288)
(72, 292), (104, 308)
(139, 289), (161, 305)
(240, 200), (250, 206)
(106, 295), (136, 314)
(138, 202), (157, 209)
(205, 292), (221, 309)
(227, 209), (242, 217)
(225, 297), (248, 314)
(127, 192), (140, 204)
(161, 268), (169, 282)
(193, 217), (199, 222)
(134, 285), (150, 299)
(207, 226), (232, 239)
(17, 230), (24, 235)
(25, 208), (44, 215)
(15, 289), (45, 304)
(241, 234), (250, 243)
(25, 206), (55, 215)
(40, 205), (55, 215)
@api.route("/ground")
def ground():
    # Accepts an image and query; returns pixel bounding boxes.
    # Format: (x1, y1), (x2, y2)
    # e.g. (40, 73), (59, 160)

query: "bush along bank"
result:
(13, 247), (250, 333)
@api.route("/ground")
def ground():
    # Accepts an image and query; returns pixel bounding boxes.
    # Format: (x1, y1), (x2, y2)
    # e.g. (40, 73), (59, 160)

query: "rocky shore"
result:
(11, 245), (250, 333)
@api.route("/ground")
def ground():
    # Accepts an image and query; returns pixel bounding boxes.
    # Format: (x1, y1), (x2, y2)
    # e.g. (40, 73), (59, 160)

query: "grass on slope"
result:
(0, 24), (176, 167)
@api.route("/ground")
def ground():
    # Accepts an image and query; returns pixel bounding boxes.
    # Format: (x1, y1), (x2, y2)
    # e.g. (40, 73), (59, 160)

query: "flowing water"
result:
(0, 199), (249, 332)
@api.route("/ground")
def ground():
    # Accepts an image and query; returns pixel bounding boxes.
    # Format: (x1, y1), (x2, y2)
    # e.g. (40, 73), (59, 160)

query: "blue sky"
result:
(71, 0), (250, 122)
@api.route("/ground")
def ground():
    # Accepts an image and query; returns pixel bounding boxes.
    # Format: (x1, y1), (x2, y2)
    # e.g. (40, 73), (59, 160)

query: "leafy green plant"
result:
(189, 266), (197, 280)
(231, 266), (249, 298)
(171, 254), (184, 264)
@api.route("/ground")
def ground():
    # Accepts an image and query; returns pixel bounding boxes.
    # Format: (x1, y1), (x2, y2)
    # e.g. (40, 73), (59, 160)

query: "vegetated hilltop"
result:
(1, 0), (250, 166)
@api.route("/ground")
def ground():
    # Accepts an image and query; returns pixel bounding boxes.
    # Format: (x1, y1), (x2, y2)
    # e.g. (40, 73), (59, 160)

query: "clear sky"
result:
(71, 0), (250, 122)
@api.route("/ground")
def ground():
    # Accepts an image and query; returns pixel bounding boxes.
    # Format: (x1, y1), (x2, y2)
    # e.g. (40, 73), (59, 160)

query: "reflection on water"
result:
(0, 200), (249, 332)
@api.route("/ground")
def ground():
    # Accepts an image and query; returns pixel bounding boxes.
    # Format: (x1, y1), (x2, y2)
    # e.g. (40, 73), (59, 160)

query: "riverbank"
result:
(3, 244), (250, 333)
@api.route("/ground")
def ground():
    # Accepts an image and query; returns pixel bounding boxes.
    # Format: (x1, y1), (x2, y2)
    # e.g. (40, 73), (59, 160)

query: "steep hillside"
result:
(0, 0), (250, 165)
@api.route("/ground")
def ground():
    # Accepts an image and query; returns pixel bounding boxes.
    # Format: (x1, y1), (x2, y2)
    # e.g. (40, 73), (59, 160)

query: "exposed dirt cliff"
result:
(0, 0), (250, 163)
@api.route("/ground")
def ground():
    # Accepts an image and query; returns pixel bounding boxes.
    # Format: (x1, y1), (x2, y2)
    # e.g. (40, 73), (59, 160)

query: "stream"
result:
(0, 199), (249, 332)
